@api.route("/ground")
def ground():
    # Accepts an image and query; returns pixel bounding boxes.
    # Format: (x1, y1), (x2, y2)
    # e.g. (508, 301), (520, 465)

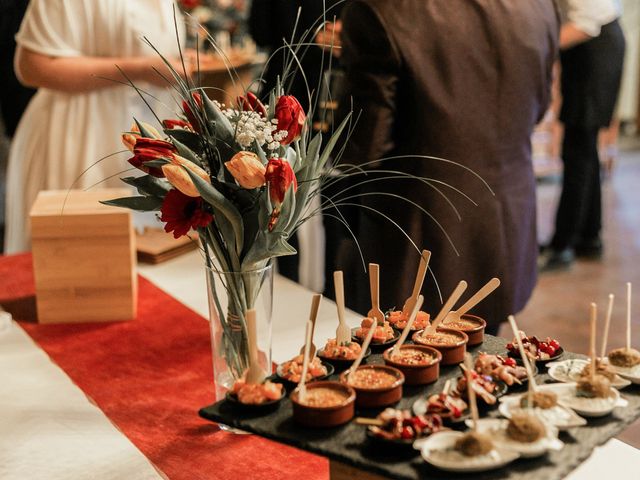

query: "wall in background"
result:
(619, 0), (639, 122)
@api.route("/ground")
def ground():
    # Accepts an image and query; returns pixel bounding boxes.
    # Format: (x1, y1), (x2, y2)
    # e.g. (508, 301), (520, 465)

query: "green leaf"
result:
(100, 196), (162, 211)
(169, 136), (205, 167)
(317, 114), (351, 174)
(200, 90), (234, 140)
(182, 167), (244, 257)
(305, 132), (323, 172)
(120, 176), (171, 198)
(272, 184), (297, 234)
(241, 230), (297, 269)
(133, 118), (158, 139)
(164, 129), (204, 155)
(143, 158), (171, 168)
(253, 139), (268, 164)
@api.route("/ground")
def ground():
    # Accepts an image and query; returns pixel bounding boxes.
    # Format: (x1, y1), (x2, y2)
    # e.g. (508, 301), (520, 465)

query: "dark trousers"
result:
(551, 125), (601, 250)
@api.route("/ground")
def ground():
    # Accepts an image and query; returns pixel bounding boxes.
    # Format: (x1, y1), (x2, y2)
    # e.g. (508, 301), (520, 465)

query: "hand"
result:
(315, 20), (342, 58)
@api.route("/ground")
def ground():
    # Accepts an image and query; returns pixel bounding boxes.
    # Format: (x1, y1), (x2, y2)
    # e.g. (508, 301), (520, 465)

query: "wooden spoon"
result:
(348, 319), (377, 384)
(334, 271), (351, 344)
(600, 293), (615, 359)
(297, 319), (314, 402)
(401, 250), (431, 317)
(300, 294), (322, 358)
(367, 263), (385, 324)
(424, 280), (468, 336)
(245, 309), (264, 384)
(391, 295), (424, 357)
(444, 278), (500, 324)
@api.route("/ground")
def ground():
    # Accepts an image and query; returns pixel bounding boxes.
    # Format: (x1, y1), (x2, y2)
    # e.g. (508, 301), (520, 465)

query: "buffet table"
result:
(1, 251), (640, 479)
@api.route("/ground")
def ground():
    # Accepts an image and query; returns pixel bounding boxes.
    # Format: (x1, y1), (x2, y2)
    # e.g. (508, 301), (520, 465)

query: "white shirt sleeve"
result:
(561, 0), (621, 37)
(15, 0), (82, 57)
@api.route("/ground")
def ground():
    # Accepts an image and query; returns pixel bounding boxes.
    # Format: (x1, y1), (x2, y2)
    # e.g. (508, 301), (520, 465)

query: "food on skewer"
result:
(475, 353), (528, 386)
(455, 371), (499, 405)
(576, 374), (612, 398)
(454, 431), (494, 457)
(608, 347), (640, 368)
(519, 390), (558, 409)
(387, 309), (431, 331)
(368, 408), (443, 441)
(355, 317), (396, 343)
(319, 338), (362, 360)
(425, 392), (468, 420)
(506, 331), (562, 361)
(229, 378), (283, 405)
(278, 354), (328, 383)
(505, 412), (546, 443)
(578, 359), (617, 382)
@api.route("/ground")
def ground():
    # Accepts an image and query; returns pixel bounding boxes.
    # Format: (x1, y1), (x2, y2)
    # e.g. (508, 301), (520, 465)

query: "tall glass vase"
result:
(205, 263), (273, 402)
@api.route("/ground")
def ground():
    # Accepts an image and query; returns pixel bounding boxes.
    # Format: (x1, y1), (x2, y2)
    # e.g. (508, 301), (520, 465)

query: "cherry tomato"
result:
(401, 426), (414, 439)
(502, 357), (516, 367)
(550, 339), (560, 350)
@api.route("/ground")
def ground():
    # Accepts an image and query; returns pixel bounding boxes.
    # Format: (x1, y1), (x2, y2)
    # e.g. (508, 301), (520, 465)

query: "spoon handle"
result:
(455, 277), (500, 316)
(393, 295), (424, 356)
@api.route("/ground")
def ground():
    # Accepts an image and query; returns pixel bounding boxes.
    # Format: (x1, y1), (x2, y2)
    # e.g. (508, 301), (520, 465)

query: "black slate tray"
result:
(199, 335), (640, 480)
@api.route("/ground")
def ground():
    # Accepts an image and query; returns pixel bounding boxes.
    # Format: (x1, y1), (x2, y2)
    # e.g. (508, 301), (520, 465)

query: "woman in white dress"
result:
(4, 0), (185, 253)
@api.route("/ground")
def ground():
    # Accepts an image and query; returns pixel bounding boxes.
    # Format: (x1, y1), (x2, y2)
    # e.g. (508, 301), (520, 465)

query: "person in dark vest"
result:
(541, 0), (625, 270)
(337, 0), (559, 334)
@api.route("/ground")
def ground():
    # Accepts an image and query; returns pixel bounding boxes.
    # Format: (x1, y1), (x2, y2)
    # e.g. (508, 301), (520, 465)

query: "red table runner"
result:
(0, 253), (327, 480)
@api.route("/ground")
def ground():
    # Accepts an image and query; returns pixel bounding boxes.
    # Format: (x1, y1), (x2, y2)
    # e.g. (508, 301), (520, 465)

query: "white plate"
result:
(557, 382), (627, 417)
(609, 363), (640, 384)
(547, 359), (631, 389)
(499, 394), (586, 430)
(463, 418), (563, 458)
(417, 431), (520, 473)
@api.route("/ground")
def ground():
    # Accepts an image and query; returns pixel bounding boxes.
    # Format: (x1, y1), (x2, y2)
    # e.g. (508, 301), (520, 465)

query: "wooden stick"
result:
(348, 320), (376, 383)
(443, 379), (451, 396)
(392, 295), (424, 357)
(590, 303), (597, 380)
(463, 353), (479, 431)
(627, 282), (632, 351)
(425, 280), (467, 335)
(507, 315), (537, 408)
(601, 294), (615, 359)
(355, 417), (384, 426)
(402, 250), (431, 317)
(298, 320), (313, 402)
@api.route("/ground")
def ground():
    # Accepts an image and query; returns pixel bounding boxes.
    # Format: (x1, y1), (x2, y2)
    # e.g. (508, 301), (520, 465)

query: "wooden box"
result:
(30, 189), (137, 323)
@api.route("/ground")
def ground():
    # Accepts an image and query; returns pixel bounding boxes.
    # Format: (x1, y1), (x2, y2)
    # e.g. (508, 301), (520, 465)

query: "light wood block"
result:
(30, 189), (137, 323)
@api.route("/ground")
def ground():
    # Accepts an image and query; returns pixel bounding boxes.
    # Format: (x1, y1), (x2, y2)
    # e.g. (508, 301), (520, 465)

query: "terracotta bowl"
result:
(290, 381), (356, 428)
(382, 345), (442, 386)
(339, 365), (404, 408)
(412, 328), (469, 366)
(441, 314), (486, 347)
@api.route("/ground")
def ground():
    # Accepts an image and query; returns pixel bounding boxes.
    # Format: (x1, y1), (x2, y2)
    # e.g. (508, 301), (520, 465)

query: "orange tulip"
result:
(162, 156), (211, 197)
(225, 151), (266, 189)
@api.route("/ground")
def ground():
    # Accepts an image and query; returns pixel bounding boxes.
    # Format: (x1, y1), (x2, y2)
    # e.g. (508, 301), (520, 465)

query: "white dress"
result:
(4, 0), (184, 253)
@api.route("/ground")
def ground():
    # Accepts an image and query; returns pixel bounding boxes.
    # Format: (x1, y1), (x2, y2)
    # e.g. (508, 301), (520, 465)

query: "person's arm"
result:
(14, 46), (184, 93)
(559, 23), (592, 49)
(339, 1), (401, 165)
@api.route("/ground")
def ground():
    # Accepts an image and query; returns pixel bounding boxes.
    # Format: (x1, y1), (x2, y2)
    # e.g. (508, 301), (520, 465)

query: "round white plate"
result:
(417, 431), (520, 473)
(557, 382), (626, 417)
(547, 359), (631, 389)
(463, 418), (563, 458)
(499, 394), (586, 430)
(608, 363), (640, 384)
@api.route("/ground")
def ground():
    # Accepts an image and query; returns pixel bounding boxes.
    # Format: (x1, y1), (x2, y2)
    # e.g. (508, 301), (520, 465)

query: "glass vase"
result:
(205, 263), (273, 402)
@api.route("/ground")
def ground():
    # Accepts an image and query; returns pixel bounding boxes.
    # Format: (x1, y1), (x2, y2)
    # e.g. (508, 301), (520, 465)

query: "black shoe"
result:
(539, 247), (575, 272)
(575, 238), (603, 259)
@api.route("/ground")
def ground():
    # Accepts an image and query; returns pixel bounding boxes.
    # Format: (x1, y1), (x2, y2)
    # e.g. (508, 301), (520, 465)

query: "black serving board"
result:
(199, 335), (640, 480)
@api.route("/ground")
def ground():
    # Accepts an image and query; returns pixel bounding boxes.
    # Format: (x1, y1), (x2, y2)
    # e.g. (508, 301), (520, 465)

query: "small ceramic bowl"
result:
(442, 314), (486, 347)
(382, 345), (441, 386)
(317, 347), (372, 372)
(276, 360), (335, 389)
(412, 328), (469, 365)
(339, 365), (405, 408)
(290, 381), (356, 427)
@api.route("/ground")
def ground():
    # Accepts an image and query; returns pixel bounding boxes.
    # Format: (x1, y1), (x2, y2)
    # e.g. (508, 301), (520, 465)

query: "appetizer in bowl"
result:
(226, 378), (285, 411)
(506, 331), (563, 363)
(317, 339), (370, 371)
(412, 328), (468, 365)
(383, 344), (441, 385)
(387, 309), (431, 331)
(276, 354), (333, 385)
(443, 314), (487, 347)
(290, 381), (356, 427)
(366, 408), (444, 445)
(352, 317), (399, 349)
(340, 365), (404, 408)
(475, 353), (530, 387)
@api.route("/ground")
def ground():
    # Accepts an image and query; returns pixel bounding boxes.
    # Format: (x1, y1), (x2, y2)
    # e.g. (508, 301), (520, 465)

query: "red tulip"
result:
(182, 92), (203, 133)
(128, 138), (177, 177)
(162, 119), (192, 130)
(265, 158), (297, 231)
(274, 95), (306, 145)
(237, 92), (267, 117)
(160, 189), (213, 238)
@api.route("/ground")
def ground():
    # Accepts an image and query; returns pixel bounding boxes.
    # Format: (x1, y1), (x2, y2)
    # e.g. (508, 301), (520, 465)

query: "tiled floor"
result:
(498, 139), (640, 447)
